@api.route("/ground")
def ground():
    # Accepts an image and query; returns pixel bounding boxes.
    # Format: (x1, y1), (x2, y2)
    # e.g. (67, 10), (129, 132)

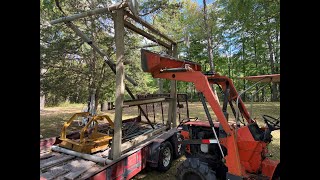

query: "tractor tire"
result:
(176, 158), (217, 180)
(272, 163), (280, 180)
(157, 141), (173, 172)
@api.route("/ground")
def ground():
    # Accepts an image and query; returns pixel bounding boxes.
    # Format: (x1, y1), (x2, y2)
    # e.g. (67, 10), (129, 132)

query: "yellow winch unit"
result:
(59, 112), (114, 154)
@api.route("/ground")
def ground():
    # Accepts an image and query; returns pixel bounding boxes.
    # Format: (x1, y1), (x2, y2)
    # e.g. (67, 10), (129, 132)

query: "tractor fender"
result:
(261, 158), (280, 179)
(147, 128), (179, 167)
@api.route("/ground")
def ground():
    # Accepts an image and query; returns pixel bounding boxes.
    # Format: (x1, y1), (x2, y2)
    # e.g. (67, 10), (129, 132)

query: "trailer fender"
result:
(147, 129), (178, 167)
(169, 131), (183, 158)
(147, 141), (162, 167)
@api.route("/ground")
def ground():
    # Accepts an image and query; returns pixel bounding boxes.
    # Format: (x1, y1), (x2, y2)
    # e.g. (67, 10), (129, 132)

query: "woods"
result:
(40, 0), (280, 108)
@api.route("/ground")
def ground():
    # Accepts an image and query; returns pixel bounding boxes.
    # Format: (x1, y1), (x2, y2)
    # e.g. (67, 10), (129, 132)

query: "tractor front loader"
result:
(141, 49), (280, 180)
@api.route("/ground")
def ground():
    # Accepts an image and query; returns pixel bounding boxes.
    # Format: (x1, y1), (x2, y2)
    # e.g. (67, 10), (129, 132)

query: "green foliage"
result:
(41, 0), (280, 106)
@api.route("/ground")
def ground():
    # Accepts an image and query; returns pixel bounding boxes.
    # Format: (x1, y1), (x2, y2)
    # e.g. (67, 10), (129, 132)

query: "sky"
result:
(192, 0), (215, 6)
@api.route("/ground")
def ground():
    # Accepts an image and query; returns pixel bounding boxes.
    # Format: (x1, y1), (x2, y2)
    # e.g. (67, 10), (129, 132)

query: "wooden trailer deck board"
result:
(40, 163), (73, 180)
(41, 158), (99, 180)
(40, 152), (54, 160)
(63, 160), (96, 180)
(40, 123), (167, 179)
(40, 154), (75, 170)
(40, 154), (63, 167)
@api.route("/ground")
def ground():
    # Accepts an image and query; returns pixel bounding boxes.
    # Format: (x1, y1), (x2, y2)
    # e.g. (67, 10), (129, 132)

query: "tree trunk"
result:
(101, 101), (108, 111)
(228, 56), (231, 78)
(193, 84), (196, 102)
(185, 82), (188, 94)
(94, 89), (99, 113)
(89, 90), (96, 115)
(188, 83), (193, 102)
(262, 87), (265, 102)
(40, 94), (45, 110)
(242, 36), (246, 102)
(253, 35), (259, 102)
(274, 29), (280, 101)
(269, 84), (273, 102)
(40, 68), (46, 110)
(65, 96), (70, 103)
(203, 0), (214, 72)
(266, 20), (278, 102)
(275, 29), (280, 73)
(158, 79), (163, 94)
(277, 83), (280, 100)
(267, 37), (278, 102)
(203, 0), (218, 100)
(228, 45), (232, 78)
(83, 1), (101, 114)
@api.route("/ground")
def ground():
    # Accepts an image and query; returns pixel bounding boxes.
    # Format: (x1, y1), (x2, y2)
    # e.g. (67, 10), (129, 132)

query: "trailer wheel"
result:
(176, 158), (216, 180)
(157, 141), (173, 171)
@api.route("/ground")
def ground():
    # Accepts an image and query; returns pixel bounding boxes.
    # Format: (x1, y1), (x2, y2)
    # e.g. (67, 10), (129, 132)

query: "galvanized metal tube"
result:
(51, 145), (112, 165)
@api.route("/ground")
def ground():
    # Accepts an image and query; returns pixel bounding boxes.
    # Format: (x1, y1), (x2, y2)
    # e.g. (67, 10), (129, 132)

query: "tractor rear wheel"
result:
(176, 158), (216, 180)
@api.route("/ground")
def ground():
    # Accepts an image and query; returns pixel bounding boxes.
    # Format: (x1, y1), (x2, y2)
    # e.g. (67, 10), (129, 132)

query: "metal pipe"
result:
(160, 101), (164, 125)
(152, 103), (155, 123)
(185, 94), (190, 119)
(199, 93), (225, 158)
(235, 77), (268, 125)
(177, 95), (181, 121)
(51, 145), (113, 165)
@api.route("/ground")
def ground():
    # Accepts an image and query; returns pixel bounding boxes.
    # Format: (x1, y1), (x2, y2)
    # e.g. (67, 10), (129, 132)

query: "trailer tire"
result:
(157, 141), (173, 172)
(176, 158), (216, 180)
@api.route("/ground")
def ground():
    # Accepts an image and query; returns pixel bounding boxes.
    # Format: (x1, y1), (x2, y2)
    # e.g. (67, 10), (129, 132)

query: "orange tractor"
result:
(141, 49), (280, 180)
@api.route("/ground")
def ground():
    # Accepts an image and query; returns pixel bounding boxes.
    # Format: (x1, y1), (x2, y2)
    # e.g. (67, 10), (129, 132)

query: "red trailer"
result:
(40, 94), (189, 180)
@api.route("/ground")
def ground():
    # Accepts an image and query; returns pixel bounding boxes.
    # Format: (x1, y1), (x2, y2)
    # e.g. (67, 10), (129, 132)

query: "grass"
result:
(40, 103), (139, 138)
(40, 101), (279, 179)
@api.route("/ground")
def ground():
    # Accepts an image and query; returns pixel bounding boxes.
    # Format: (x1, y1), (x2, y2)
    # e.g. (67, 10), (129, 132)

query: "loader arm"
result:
(141, 49), (254, 176)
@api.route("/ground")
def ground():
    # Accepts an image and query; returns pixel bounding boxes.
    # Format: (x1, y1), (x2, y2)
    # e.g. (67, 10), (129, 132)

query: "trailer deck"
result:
(40, 121), (171, 180)
(40, 94), (190, 180)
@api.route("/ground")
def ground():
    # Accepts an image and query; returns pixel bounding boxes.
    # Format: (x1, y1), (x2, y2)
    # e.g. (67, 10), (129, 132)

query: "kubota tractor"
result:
(141, 49), (280, 180)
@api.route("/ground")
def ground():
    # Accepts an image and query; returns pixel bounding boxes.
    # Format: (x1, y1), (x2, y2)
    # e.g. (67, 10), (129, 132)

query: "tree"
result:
(41, 0), (280, 105)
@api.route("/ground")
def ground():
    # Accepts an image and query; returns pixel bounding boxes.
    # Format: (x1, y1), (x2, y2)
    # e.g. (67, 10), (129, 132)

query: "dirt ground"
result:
(40, 101), (280, 180)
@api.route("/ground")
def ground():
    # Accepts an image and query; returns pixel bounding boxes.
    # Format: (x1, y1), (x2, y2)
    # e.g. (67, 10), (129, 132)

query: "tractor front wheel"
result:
(176, 158), (216, 180)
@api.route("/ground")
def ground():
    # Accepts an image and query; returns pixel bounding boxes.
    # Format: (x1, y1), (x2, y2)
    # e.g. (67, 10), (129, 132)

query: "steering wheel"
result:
(262, 115), (280, 130)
